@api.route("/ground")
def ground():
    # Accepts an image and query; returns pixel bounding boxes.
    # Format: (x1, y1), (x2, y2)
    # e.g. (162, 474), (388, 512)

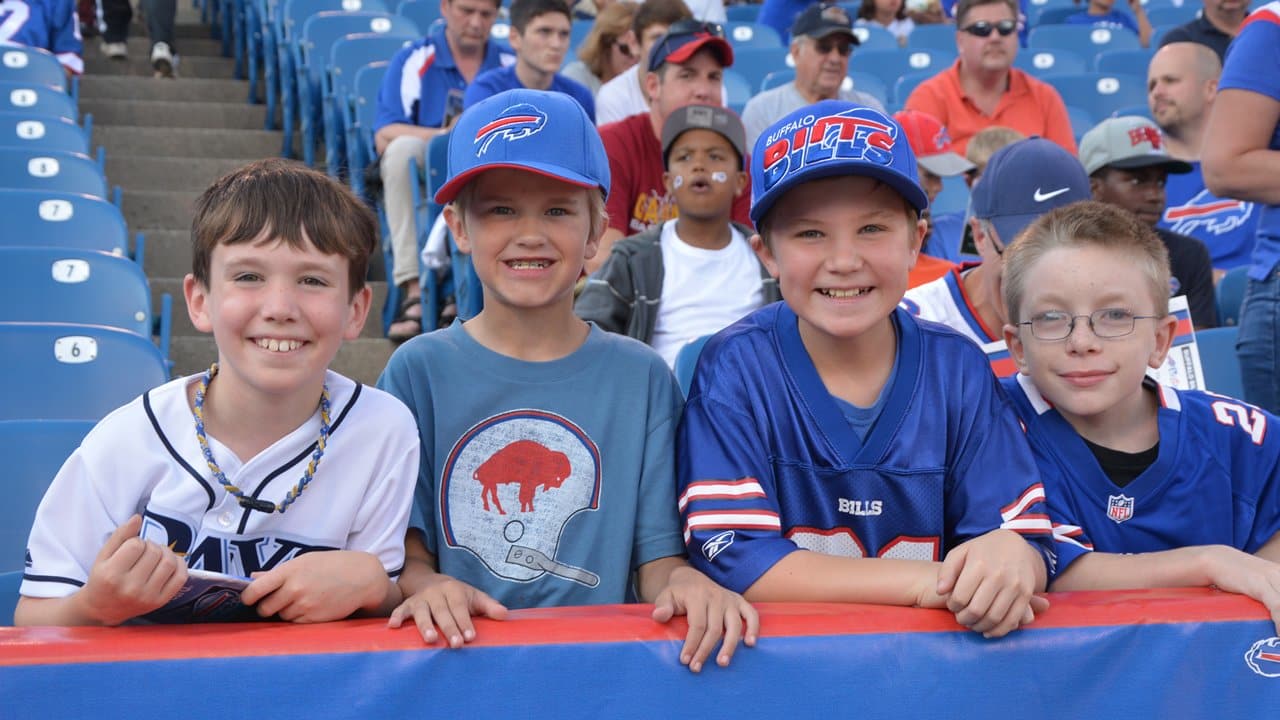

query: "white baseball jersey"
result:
(21, 370), (419, 599)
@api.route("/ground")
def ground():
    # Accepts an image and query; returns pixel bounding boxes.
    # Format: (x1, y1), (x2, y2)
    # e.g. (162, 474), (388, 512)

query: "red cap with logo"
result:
(893, 110), (975, 177)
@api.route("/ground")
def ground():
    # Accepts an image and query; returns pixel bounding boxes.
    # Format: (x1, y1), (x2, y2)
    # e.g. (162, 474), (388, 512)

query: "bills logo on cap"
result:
(1127, 125), (1162, 150)
(761, 106), (899, 193)
(474, 103), (547, 156)
(1106, 494), (1134, 523)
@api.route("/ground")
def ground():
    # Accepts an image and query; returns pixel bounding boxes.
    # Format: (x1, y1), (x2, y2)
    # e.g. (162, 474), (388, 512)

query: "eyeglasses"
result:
(961, 19), (1018, 37)
(613, 40), (634, 58)
(813, 38), (854, 56)
(1017, 308), (1162, 341)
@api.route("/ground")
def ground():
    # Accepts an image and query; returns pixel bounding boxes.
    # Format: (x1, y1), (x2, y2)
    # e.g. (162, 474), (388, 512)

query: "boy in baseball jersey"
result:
(17, 159), (420, 626)
(678, 101), (1054, 639)
(378, 89), (757, 672)
(999, 200), (1280, 632)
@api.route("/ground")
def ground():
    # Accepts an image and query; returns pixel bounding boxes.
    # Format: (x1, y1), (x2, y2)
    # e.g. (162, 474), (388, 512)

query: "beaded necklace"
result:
(192, 363), (332, 514)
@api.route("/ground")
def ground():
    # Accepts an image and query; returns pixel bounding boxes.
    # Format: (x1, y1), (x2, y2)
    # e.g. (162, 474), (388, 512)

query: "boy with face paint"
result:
(577, 105), (780, 368)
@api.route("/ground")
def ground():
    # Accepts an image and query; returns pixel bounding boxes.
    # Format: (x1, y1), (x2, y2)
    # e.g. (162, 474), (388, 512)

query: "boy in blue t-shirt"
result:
(1064, 0), (1151, 48)
(678, 101), (1055, 639)
(378, 88), (757, 672)
(999, 200), (1280, 633)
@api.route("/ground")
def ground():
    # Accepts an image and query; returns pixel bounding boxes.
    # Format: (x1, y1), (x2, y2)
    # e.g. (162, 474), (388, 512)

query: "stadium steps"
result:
(80, 7), (394, 384)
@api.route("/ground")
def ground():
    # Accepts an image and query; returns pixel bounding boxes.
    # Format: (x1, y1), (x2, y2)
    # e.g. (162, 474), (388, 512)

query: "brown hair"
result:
(1003, 201), (1170, 324)
(578, 2), (639, 80)
(954, 0), (1018, 27)
(633, 0), (691, 38)
(190, 158), (377, 297)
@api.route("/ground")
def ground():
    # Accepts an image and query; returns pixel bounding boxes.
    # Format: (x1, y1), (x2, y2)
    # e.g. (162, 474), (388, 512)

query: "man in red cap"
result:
(595, 20), (752, 272)
(895, 109), (975, 264)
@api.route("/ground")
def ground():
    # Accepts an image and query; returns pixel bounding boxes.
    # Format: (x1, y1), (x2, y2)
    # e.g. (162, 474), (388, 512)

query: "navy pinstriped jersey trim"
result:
(22, 573), (84, 588)
(145, 389), (217, 510)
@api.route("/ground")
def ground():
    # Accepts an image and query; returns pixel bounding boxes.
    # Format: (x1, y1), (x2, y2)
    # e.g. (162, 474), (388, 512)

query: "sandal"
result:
(387, 294), (423, 342)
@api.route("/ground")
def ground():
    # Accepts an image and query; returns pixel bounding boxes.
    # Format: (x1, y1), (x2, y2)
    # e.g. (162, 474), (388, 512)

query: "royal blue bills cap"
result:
(434, 88), (610, 205)
(970, 137), (1091, 245)
(749, 101), (928, 226)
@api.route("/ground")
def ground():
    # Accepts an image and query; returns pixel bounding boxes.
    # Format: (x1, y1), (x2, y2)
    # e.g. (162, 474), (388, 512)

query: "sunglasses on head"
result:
(961, 19), (1017, 37)
(665, 18), (725, 38)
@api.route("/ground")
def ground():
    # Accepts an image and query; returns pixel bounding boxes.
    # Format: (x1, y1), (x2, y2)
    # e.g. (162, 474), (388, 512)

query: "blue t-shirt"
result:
(1064, 9), (1139, 35)
(829, 329), (901, 444)
(1, 0), (82, 73)
(377, 321), (686, 609)
(374, 25), (514, 133)
(1160, 161), (1258, 271)
(463, 65), (596, 123)
(1217, 3), (1280, 280)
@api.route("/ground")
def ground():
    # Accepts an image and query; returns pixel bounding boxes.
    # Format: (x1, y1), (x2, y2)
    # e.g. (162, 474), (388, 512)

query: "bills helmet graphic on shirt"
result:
(440, 410), (602, 587)
(474, 103), (547, 155)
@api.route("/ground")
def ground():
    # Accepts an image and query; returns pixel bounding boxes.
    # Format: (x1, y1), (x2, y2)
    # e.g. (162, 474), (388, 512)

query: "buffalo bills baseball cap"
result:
(1078, 116), (1193, 176)
(749, 100), (928, 227)
(647, 19), (734, 73)
(662, 104), (748, 169)
(790, 2), (860, 43)
(894, 110), (975, 178)
(434, 88), (610, 205)
(970, 137), (1091, 245)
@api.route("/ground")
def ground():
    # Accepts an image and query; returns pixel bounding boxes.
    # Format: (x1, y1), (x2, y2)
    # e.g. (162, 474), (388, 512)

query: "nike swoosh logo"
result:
(1034, 187), (1070, 202)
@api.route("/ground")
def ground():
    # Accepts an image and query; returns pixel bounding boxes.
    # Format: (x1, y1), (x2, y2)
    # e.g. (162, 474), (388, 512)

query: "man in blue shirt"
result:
(375, 0), (515, 340)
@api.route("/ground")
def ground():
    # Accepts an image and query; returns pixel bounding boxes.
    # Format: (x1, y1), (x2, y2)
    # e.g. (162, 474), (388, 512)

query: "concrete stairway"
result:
(81, 8), (393, 385)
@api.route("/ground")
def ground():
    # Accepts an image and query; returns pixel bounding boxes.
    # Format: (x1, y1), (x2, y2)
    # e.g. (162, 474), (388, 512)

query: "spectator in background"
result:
(1079, 116), (1218, 329)
(857, 0), (915, 45)
(895, 109), (975, 264)
(742, 2), (885, 147)
(2, 0), (82, 75)
(905, 0), (1075, 154)
(1158, 0), (1250, 61)
(1064, 0), (1151, 48)
(563, 1), (639, 94)
(682, 0), (727, 23)
(598, 20), (752, 271)
(374, 0), (514, 341)
(963, 125), (1024, 187)
(94, 0), (175, 76)
(463, 0), (595, 120)
(596, 0), (692, 126)
(1202, 3), (1280, 411)
(1149, 42), (1257, 276)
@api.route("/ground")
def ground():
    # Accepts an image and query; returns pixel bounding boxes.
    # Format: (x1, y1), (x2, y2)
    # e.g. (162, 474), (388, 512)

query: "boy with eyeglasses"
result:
(904, 0), (1075, 154)
(999, 200), (1280, 634)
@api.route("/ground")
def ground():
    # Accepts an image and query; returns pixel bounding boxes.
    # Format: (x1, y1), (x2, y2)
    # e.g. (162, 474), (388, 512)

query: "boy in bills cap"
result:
(676, 101), (1054, 638)
(378, 89), (757, 671)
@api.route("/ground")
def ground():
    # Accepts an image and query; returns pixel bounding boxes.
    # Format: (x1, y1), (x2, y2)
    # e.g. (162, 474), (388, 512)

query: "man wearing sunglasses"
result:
(596, 0), (694, 126)
(595, 18), (752, 272)
(741, 2), (886, 148)
(904, 0), (1075, 155)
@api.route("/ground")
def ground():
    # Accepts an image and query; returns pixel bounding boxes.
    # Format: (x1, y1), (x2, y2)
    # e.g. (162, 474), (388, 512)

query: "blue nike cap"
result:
(970, 137), (1091, 246)
(750, 101), (928, 226)
(435, 88), (610, 205)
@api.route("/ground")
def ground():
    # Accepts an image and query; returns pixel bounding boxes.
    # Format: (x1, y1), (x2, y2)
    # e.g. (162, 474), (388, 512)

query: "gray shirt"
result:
(742, 82), (887, 147)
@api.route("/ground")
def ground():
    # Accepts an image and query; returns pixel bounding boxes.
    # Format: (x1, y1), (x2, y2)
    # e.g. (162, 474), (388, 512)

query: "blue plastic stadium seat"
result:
(893, 71), (935, 108)
(734, 46), (792, 94)
(0, 420), (95, 574)
(0, 323), (169, 422)
(1196, 326), (1244, 399)
(1217, 266), (1248, 327)
(0, 149), (107, 199)
(1066, 104), (1096, 142)
(1028, 24), (1142, 54)
(1032, 6), (1080, 26)
(0, 81), (78, 122)
(1012, 47), (1088, 77)
(850, 24), (898, 51)
(726, 4), (761, 22)
(726, 21), (784, 49)
(396, 0), (441, 32)
(0, 189), (132, 256)
(345, 60), (389, 198)
(1093, 47), (1154, 74)
(0, 112), (89, 155)
(1146, 5), (1200, 26)
(906, 23), (957, 52)
(0, 247), (161, 339)
(850, 48), (955, 97)
(1046, 73), (1148, 124)
(0, 46), (69, 94)
(723, 68), (752, 115)
(327, 34), (415, 179)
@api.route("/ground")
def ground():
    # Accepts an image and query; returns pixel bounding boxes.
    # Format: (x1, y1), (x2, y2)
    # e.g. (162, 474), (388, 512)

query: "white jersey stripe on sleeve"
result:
(1051, 523), (1094, 550)
(1000, 515), (1053, 534)
(400, 45), (433, 121)
(677, 478), (767, 511)
(1000, 483), (1046, 522)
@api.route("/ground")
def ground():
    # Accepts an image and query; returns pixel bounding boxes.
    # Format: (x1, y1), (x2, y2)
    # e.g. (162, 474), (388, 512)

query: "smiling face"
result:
(756, 174), (925, 350)
(445, 168), (600, 315)
(184, 233), (371, 406)
(663, 127), (745, 221)
(1006, 244), (1175, 432)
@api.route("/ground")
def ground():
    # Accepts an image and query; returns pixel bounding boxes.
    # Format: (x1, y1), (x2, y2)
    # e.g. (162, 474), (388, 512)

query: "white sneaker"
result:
(151, 42), (175, 78)
(100, 40), (128, 60)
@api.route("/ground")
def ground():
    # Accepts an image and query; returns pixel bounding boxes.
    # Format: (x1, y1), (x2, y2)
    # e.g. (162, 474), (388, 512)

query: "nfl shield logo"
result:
(1107, 494), (1134, 523)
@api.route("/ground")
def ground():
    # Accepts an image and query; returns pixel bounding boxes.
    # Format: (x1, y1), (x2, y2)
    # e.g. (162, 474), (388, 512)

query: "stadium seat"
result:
(1109, 103), (1152, 119)
(326, 33), (416, 179)
(0, 149), (108, 199)
(344, 61), (389, 198)
(1028, 24), (1142, 54)
(760, 68), (795, 92)
(850, 24), (898, 51)
(734, 46), (792, 94)
(907, 23), (958, 52)
(0, 81), (79, 123)
(1149, 23), (1179, 47)
(1012, 48), (1088, 77)
(848, 70), (890, 106)
(726, 21), (784, 49)
(570, 18), (593, 53)
(1031, 5), (1080, 25)
(1146, 5), (1200, 26)
(1196, 326), (1244, 399)
(396, 0), (441, 33)
(932, 175), (970, 217)
(1046, 73), (1148, 124)
(1026, 0), (1076, 13)
(1216, 266), (1248, 327)
(1093, 47), (1154, 74)
(0, 323), (169, 422)
(0, 46), (69, 95)
(850, 48), (955, 96)
(723, 68), (752, 115)
(0, 189), (132, 257)
(726, 4), (761, 22)
(893, 71), (936, 108)
(1066, 104), (1096, 142)
(0, 420), (95, 574)
(0, 112), (90, 156)
(675, 335), (713, 398)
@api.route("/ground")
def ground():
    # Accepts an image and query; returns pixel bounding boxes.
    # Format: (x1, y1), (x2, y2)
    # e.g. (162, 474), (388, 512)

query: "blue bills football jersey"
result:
(1002, 373), (1280, 578)
(677, 303), (1054, 594)
(1, 0), (82, 73)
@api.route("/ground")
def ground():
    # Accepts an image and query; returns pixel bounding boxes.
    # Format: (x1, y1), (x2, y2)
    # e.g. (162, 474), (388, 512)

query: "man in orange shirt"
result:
(904, 0), (1076, 154)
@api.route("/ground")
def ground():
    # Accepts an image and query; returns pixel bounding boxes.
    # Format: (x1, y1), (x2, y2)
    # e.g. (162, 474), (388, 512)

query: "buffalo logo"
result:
(1106, 494), (1134, 524)
(441, 410), (602, 586)
(474, 103), (546, 155)
(761, 106), (900, 193)
(1163, 190), (1253, 236)
(1127, 125), (1162, 150)
(702, 530), (735, 561)
(1245, 637), (1280, 678)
